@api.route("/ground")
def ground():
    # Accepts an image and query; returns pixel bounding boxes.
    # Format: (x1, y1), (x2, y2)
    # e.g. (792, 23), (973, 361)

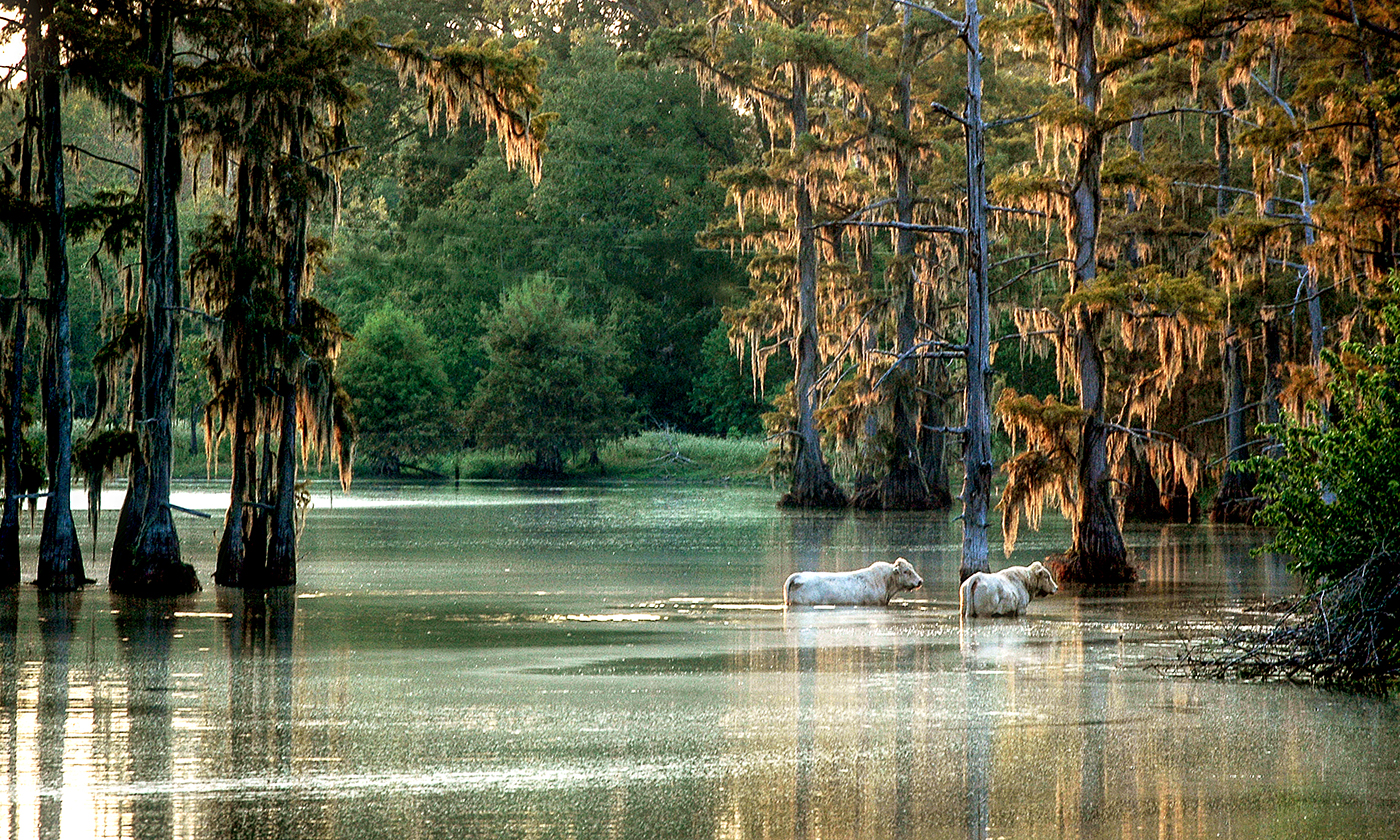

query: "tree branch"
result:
(890, 0), (964, 31)
(928, 100), (968, 126)
(1103, 106), (1230, 133)
(65, 145), (139, 175)
(811, 219), (967, 237)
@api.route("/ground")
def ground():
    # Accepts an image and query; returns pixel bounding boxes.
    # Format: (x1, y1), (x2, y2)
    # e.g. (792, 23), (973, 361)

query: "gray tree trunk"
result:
(782, 52), (845, 509)
(959, 0), (994, 580)
(36, 0), (85, 591)
(111, 0), (197, 594)
(1057, 0), (1131, 582)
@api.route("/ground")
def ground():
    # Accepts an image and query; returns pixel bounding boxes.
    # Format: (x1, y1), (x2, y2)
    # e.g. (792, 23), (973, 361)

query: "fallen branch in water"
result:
(1159, 552), (1400, 694)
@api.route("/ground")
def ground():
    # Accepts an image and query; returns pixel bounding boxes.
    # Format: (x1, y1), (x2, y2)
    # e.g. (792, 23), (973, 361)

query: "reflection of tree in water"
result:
(959, 641), (993, 840)
(112, 594), (178, 840)
(217, 586), (296, 840)
(38, 591), (81, 840)
(722, 615), (986, 839)
(2, 587), (16, 817)
(784, 511), (842, 577)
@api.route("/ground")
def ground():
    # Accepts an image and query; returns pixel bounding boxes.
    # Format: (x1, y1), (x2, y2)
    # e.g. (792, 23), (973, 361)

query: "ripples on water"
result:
(2, 481), (1398, 840)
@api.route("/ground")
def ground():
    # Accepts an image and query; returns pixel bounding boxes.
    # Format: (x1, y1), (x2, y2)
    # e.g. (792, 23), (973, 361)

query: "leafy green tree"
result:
(326, 31), (745, 431)
(688, 323), (769, 437)
(1250, 285), (1400, 584)
(1186, 276), (1400, 691)
(339, 305), (457, 472)
(465, 277), (636, 475)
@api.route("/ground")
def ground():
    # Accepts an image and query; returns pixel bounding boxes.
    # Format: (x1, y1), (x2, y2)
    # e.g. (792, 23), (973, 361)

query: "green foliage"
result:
(326, 30), (748, 434)
(688, 323), (769, 437)
(1249, 282), (1400, 585)
(465, 277), (636, 474)
(1061, 265), (1223, 325)
(339, 304), (457, 471)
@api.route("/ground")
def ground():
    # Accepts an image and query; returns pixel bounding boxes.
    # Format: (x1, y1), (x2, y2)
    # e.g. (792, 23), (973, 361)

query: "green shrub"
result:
(1248, 283), (1400, 585)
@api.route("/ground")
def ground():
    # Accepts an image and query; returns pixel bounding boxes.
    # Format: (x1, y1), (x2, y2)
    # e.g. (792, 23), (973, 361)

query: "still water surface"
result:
(2, 481), (1398, 839)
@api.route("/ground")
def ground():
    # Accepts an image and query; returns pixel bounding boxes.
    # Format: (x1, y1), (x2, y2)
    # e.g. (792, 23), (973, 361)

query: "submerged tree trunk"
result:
(111, 0), (197, 595)
(959, 0), (994, 580)
(266, 127), (309, 585)
(0, 264), (26, 588)
(215, 158), (262, 588)
(35, 1), (85, 591)
(1057, 312), (1132, 583)
(781, 58), (845, 510)
(1209, 327), (1256, 523)
(1, 49), (36, 589)
(1052, 0), (1131, 584)
(857, 7), (933, 513)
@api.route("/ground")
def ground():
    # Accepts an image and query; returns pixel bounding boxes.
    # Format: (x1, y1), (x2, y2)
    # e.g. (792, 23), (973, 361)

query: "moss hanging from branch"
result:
(384, 34), (550, 185)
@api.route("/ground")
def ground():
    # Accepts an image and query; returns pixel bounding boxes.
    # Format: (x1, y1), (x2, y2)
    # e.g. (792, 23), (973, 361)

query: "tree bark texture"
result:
(111, 0), (198, 595)
(959, 0), (994, 580)
(1054, 0), (1132, 583)
(781, 57), (845, 509)
(36, 0), (85, 591)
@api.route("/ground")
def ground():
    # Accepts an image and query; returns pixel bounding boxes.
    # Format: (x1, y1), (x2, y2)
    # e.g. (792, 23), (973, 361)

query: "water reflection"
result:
(38, 591), (80, 840)
(217, 587), (296, 840)
(2, 588), (16, 839)
(0, 485), (1396, 840)
(111, 595), (177, 840)
(960, 631), (993, 840)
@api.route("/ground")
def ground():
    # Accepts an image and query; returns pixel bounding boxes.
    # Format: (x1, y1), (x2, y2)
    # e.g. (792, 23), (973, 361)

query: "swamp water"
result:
(2, 481), (1398, 840)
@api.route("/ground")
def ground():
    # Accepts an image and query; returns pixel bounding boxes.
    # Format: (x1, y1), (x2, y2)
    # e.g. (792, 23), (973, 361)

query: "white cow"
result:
(959, 561), (1059, 617)
(784, 558), (924, 607)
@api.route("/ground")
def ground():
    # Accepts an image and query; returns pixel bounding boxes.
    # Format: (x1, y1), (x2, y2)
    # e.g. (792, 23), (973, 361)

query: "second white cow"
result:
(959, 561), (1059, 617)
(784, 558), (924, 607)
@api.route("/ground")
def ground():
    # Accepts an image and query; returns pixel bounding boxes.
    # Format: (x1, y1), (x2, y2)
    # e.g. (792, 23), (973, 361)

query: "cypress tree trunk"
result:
(1209, 327), (1256, 522)
(36, 0), (85, 591)
(112, 0), (197, 594)
(266, 129), (308, 585)
(215, 158), (260, 588)
(1053, 0), (1132, 584)
(1060, 313), (1132, 582)
(0, 265), (26, 588)
(857, 6), (933, 513)
(1, 53), (36, 589)
(781, 55), (845, 510)
(960, 0), (994, 580)
(1206, 45), (1255, 525)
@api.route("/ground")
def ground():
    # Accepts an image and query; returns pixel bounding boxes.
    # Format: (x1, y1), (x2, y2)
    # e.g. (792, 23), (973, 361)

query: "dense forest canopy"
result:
(0, 0), (1397, 596)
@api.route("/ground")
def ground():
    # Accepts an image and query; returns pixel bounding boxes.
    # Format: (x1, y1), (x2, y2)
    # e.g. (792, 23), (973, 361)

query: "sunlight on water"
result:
(2, 482), (1397, 840)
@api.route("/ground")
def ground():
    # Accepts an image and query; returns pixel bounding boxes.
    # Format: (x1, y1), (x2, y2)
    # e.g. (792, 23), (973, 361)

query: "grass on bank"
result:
(165, 424), (773, 483)
(439, 431), (772, 482)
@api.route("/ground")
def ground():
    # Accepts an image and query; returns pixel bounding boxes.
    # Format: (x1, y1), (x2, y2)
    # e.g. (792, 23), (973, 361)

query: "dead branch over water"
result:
(1163, 553), (1400, 694)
